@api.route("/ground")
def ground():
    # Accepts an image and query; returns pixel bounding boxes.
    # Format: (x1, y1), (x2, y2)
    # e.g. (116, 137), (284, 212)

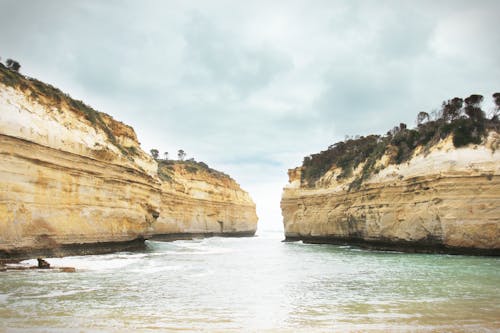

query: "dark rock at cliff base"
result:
(37, 257), (50, 269)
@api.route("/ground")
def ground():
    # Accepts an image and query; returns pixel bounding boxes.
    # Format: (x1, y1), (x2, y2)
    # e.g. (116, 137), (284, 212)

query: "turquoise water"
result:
(1, 231), (499, 332)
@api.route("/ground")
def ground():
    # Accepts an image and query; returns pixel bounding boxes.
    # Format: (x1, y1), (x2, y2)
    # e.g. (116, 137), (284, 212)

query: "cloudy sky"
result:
(1, 0), (499, 231)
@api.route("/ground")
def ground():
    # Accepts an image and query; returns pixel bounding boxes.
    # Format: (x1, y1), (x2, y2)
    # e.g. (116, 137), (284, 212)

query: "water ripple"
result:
(1, 232), (499, 332)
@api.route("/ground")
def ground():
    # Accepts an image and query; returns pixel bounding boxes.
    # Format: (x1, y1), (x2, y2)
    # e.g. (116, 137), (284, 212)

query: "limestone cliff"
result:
(282, 101), (499, 254)
(154, 161), (257, 237)
(0, 64), (257, 257)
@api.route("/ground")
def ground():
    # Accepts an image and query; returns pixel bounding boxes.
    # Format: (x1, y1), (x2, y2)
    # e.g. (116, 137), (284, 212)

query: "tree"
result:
(442, 97), (463, 121)
(493, 93), (500, 111)
(491, 93), (500, 120)
(464, 94), (485, 122)
(150, 149), (159, 159)
(430, 109), (441, 121)
(177, 149), (186, 161)
(416, 111), (430, 125)
(464, 94), (483, 107)
(389, 126), (400, 136)
(163, 152), (169, 160)
(6, 58), (21, 72)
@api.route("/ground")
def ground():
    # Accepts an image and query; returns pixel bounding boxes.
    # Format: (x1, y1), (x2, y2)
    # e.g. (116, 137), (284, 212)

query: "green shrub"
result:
(157, 159), (231, 181)
(301, 94), (497, 189)
(157, 165), (173, 182)
(301, 135), (382, 186)
(125, 146), (138, 156)
(452, 118), (483, 147)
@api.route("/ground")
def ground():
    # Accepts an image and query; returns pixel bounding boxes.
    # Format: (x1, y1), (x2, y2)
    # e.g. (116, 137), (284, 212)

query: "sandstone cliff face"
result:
(0, 77), (161, 255)
(282, 134), (500, 254)
(154, 162), (257, 236)
(0, 67), (257, 256)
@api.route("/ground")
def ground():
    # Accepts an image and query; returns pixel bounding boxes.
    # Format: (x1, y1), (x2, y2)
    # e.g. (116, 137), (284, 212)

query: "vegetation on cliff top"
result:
(150, 147), (231, 182)
(157, 158), (231, 182)
(301, 94), (500, 189)
(0, 61), (134, 158)
(0, 58), (234, 183)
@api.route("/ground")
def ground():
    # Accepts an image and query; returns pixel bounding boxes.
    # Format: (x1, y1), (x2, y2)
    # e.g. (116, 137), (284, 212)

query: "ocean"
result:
(1, 231), (499, 332)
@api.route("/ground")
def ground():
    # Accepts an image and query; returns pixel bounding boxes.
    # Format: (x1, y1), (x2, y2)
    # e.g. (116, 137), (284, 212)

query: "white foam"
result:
(21, 254), (144, 271)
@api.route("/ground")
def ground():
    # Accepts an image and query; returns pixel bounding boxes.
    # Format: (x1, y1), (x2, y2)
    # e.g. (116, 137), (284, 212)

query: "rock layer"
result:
(281, 134), (500, 254)
(154, 162), (257, 237)
(0, 67), (257, 257)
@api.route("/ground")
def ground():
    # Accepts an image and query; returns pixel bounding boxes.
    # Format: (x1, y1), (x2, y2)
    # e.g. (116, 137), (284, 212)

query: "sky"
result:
(1, 0), (499, 231)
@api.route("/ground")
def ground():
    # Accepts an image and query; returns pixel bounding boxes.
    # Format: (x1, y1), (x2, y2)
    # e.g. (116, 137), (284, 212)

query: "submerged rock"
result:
(59, 267), (76, 273)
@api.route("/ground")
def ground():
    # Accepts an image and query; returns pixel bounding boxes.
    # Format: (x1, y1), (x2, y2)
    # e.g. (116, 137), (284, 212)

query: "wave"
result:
(20, 252), (150, 272)
(145, 239), (234, 255)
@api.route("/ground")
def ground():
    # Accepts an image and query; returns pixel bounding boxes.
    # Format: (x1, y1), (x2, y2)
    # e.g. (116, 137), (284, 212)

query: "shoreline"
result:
(284, 235), (500, 256)
(0, 231), (257, 263)
(0, 237), (148, 262)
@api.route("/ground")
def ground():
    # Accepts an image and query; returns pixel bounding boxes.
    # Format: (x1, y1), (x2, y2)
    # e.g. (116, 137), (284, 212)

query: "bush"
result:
(301, 135), (382, 186)
(6, 59), (21, 72)
(452, 118), (483, 147)
(300, 94), (497, 189)
(157, 159), (230, 180)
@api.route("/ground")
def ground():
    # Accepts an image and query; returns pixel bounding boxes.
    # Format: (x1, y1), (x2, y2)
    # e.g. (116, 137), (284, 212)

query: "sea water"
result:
(1, 231), (499, 332)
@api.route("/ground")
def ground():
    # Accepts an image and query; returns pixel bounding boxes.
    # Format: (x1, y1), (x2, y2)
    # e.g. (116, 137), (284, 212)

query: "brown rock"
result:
(37, 257), (50, 269)
(60, 267), (76, 273)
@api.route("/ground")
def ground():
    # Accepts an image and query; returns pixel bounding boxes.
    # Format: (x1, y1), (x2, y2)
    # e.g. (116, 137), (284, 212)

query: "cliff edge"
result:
(0, 63), (257, 257)
(282, 95), (499, 255)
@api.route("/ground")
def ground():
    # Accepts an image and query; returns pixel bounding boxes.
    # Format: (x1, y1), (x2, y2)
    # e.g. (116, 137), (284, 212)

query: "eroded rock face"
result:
(281, 135), (500, 254)
(0, 68), (257, 257)
(154, 163), (257, 236)
(0, 82), (161, 256)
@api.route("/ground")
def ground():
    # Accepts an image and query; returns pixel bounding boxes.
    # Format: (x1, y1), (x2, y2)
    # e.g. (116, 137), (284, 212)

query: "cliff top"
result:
(0, 62), (139, 157)
(158, 159), (242, 190)
(0, 62), (250, 191)
(0, 61), (242, 188)
(297, 94), (500, 189)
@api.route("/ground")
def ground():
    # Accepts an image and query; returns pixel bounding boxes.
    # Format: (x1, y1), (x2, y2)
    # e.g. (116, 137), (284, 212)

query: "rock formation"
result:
(37, 257), (50, 269)
(282, 99), (499, 255)
(153, 161), (258, 238)
(0, 63), (257, 257)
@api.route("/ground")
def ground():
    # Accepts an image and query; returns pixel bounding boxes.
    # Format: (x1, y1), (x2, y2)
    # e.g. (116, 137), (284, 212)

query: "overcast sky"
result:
(1, 0), (499, 231)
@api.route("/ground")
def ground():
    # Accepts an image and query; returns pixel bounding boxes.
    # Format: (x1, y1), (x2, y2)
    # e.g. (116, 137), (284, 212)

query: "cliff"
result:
(0, 64), (257, 257)
(282, 98), (500, 255)
(154, 161), (257, 237)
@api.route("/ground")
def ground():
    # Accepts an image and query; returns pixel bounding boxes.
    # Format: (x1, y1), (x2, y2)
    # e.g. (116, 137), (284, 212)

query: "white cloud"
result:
(431, 8), (500, 66)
